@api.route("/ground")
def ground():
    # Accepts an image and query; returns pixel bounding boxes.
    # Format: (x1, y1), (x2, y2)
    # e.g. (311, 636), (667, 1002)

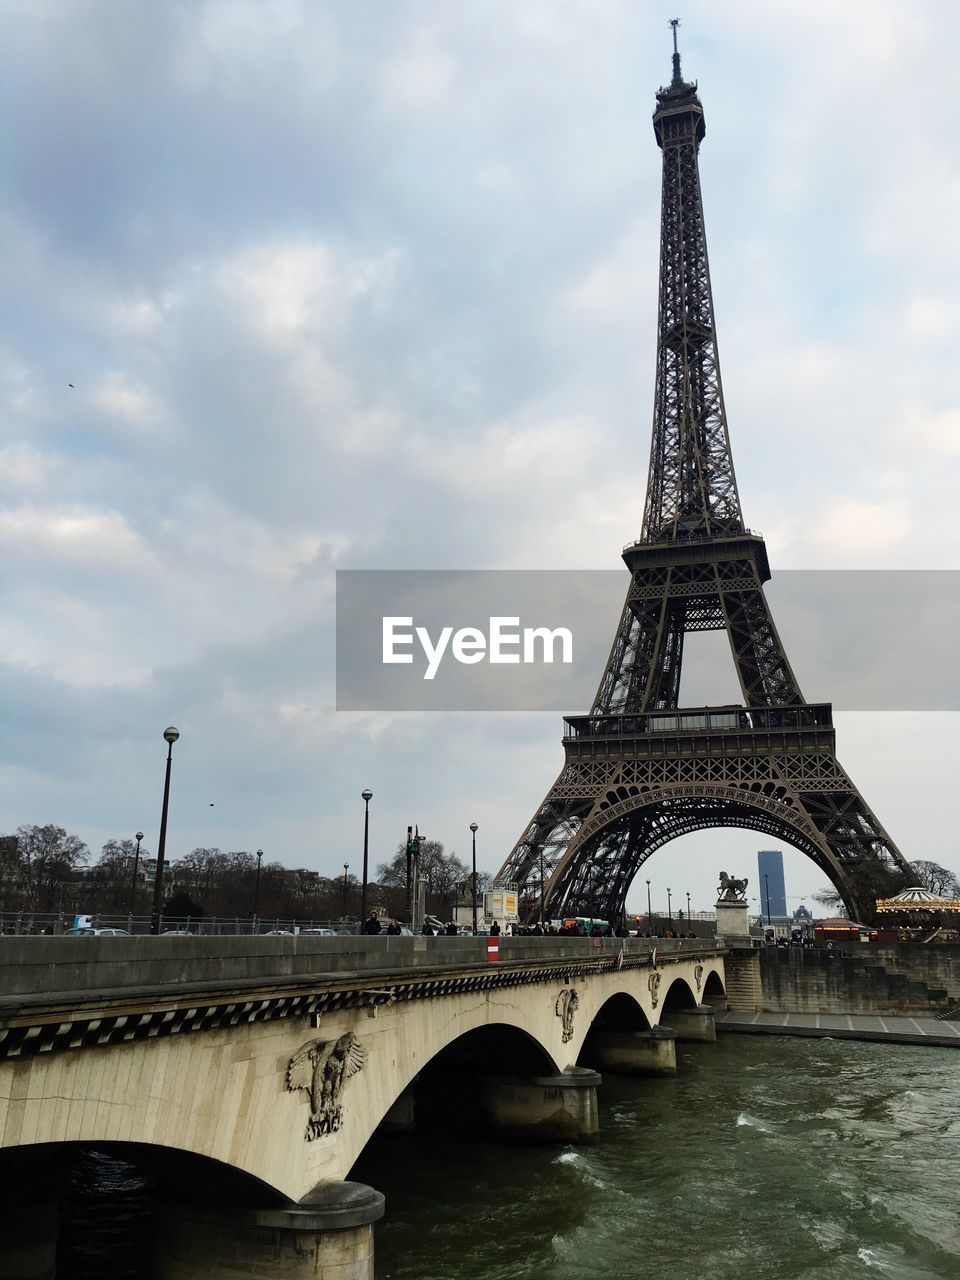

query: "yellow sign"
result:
(484, 891), (519, 921)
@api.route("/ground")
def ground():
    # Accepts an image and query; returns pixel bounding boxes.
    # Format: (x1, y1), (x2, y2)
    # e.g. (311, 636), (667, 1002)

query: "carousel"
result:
(874, 886), (960, 942)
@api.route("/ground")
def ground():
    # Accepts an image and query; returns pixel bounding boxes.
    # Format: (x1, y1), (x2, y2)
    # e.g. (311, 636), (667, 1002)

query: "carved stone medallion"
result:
(555, 989), (580, 1043)
(286, 1032), (367, 1140)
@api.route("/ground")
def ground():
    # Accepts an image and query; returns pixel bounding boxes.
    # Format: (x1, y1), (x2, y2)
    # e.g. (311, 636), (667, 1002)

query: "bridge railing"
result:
(0, 935), (724, 1005)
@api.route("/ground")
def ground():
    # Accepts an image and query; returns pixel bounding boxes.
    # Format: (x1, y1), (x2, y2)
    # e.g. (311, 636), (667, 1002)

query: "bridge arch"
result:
(661, 976), (697, 1012)
(576, 991), (651, 1071)
(0, 1139), (289, 1206)
(585, 991), (651, 1033)
(703, 970), (726, 1006)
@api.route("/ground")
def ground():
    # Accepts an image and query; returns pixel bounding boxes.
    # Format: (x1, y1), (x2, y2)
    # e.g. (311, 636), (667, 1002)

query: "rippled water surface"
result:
(353, 1038), (960, 1280)
(58, 1150), (154, 1279)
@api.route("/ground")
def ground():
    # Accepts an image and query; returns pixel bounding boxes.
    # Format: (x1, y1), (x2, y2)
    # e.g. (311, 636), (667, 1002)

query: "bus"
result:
(562, 917), (610, 935)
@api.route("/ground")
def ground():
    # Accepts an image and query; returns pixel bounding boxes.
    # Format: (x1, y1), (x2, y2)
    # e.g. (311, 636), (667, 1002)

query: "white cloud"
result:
(214, 242), (400, 342)
(810, 498), (910, 558)
(85, 375), (164, 431)
(379, 27), (458, 115)
(0, 507), (155, 571)
(897, 403), (960, 458)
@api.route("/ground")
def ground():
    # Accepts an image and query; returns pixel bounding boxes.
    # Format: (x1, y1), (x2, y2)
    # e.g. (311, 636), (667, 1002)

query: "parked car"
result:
(264, 929), (293, 936)
(300, 928), (336, 936)
(65, 927), (130, 937)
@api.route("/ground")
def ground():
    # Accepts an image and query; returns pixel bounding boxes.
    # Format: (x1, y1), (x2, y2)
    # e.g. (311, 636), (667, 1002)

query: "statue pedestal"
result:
(715, 897), (750, 942)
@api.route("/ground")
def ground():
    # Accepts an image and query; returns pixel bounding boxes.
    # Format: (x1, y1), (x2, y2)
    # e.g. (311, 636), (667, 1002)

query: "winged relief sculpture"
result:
(555, 988), (580, 1043)
(286, 1032), (367, 1140)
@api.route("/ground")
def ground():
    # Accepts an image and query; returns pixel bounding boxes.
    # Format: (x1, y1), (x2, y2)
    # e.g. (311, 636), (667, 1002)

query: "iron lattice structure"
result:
(496, 36), (913, 924)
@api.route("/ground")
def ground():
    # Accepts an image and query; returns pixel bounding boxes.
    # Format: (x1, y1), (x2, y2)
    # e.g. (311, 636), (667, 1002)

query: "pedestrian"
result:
(386, 918), (402, 936)
(489, 919), (501, 937)
(445, 921), (458, 936)
(362, 912), (382, 936)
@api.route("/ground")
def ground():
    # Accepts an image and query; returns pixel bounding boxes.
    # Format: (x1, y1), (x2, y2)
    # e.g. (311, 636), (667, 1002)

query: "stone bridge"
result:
(0, 935), (727, 1279)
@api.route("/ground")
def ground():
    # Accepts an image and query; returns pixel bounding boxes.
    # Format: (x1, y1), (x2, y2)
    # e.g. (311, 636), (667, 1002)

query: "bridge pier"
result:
(153, 1181), (385, 1280)
(478, 1066), (601, 1144)
(588, 1026), (678, 1075)
(663, 1003), (717, 1043)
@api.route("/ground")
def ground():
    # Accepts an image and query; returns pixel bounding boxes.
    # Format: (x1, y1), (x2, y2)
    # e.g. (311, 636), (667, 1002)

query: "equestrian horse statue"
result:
(717, 871), (748, 901)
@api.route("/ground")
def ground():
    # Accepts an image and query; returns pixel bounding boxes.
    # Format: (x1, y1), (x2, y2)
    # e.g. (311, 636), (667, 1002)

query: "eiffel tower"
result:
(496, 25), (913, 925)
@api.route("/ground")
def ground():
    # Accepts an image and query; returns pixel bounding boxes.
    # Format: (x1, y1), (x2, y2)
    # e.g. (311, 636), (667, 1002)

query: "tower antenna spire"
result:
(669, 17), (682, 86)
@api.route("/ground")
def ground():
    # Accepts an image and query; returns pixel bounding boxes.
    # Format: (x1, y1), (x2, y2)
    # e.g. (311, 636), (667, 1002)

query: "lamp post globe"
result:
(360, 790), (373, 926)
(469, 823), (479, 935)
(150, 727), (181, 935)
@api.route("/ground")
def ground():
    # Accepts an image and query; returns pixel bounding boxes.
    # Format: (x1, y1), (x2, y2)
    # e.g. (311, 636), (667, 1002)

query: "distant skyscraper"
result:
(758, 850), (787, 919)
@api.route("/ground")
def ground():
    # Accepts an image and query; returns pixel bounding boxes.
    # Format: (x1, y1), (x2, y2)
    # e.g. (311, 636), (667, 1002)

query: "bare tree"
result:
(911, 860), (960, 898)
(173, 848), (231, 902)
(92, 839), (140, 908)
(377, 840), (468, 897)
(13, 824), (88, 912)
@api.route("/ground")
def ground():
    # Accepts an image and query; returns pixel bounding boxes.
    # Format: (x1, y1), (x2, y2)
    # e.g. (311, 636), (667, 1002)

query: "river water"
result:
(57, 1036), (960, 1279)
(354, 1037), (960, 1280)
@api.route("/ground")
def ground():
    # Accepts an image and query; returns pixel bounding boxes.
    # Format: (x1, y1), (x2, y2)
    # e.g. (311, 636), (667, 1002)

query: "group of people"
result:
(362, 913), (402, 936)
(359, 910), (700, 940)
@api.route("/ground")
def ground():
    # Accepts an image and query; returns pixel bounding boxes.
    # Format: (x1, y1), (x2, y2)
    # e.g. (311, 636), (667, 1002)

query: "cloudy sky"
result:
(2, 0), (959, 916)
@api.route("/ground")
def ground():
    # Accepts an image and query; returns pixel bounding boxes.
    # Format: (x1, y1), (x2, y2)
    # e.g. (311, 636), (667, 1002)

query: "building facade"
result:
(757, 850), (788, 920)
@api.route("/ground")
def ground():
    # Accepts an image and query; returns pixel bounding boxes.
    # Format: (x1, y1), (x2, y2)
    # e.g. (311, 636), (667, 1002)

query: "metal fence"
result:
(0, 912), (357, 937)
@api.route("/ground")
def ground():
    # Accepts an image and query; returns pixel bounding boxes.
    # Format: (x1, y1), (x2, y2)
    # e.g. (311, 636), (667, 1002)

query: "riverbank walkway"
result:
(716, 1010), (960, 1048)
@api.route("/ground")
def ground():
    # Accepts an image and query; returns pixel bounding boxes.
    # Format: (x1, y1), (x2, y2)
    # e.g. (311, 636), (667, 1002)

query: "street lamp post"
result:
(667, 887), (672, 922)
(342, 863), (350, 921)
(764, 873), (772, 926)
(254, 849), (264, 931)
(128, 831), (144, 918)
(539, 846), (546, 929)
(686, 890), (691, 924)
(646, 878), (652, 930)
(360, 789), (373, 925)
(150, 727), (180, 936)
(470, 823), (478, 935)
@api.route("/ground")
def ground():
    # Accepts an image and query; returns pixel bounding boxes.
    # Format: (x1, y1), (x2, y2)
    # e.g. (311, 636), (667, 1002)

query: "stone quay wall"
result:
(757, 944), (960, 1016)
